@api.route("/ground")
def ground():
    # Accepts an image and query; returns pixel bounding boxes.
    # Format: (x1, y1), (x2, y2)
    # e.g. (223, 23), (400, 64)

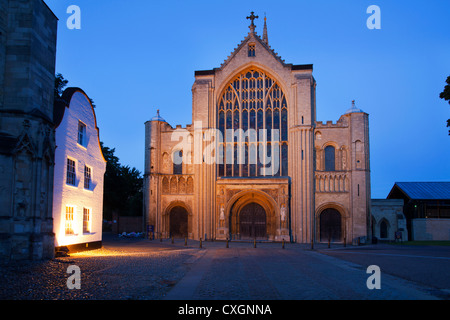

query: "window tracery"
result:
(218, 68), (288, 177)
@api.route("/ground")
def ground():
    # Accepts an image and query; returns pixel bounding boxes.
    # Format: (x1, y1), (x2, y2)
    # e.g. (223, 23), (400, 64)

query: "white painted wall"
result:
(53, 90), (106, 247)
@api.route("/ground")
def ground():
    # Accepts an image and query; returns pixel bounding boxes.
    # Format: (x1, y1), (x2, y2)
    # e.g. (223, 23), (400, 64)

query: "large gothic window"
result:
(217, 68), (288, 177)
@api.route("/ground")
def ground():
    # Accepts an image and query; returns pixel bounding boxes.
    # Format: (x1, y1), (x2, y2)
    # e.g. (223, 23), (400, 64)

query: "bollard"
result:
(226, 238), (229, 248)
(254, 238), (256, 248)
(344, 237), (346, 247)
(199, 238), (202, 248)
(328, 238), (331, 249)
(311, 239), (314, 250)
(185, 237), (187, 246)
(282, 239), (285, 249)
(172, 236), (174, 244)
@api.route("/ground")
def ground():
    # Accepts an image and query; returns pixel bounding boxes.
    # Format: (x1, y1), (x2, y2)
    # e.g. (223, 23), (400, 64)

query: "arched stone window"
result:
(217, 68), (288, 177)
(173, 150), (182, 175)
(324, 146), (335, 171)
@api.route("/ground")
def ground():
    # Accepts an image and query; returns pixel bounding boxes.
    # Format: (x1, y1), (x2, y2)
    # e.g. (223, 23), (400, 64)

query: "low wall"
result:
(412, 219), (450, 241)
(111, 216), (143, 234)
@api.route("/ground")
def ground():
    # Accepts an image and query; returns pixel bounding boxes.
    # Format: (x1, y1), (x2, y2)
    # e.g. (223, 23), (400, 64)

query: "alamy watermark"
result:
(67, 265), (81, 290)
(366, 265), (381, 290)
(66, 5), (81, 30)
(65, 5), (381, 31)
(170, 121), (281, 176)
(367, 5), (381, 30)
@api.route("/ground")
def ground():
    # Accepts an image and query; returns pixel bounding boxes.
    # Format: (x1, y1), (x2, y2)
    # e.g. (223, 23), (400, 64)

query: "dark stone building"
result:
(0, 0), (58, 261)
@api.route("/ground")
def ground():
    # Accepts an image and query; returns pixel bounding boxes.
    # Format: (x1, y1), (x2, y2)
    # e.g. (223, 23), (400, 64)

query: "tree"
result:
(439, 75), (450, 135)
(54, 73), (96, 108)
(55, 73), (68, 102)
(101, 142), (143, 220)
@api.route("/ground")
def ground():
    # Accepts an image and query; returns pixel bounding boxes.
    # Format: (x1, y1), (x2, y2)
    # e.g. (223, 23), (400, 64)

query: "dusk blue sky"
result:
(44, 0), (450, 198)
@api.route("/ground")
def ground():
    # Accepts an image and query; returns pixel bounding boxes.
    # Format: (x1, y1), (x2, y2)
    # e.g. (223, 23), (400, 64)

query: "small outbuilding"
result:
(387, 182), (450, 241)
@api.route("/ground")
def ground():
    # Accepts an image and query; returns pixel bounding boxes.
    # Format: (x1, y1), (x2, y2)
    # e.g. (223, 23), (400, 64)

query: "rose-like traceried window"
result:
(217, 68), (288, 177)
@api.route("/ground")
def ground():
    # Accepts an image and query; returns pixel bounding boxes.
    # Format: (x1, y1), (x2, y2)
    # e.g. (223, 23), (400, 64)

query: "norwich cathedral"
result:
(143, 13), (371, 244)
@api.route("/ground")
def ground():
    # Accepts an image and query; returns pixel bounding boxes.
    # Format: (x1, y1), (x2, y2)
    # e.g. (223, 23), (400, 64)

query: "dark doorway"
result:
(239, 202), (266, 239)
(320, 208), (342, 242)
(380, 220), (388, 238)
(169, 206), (188, 238)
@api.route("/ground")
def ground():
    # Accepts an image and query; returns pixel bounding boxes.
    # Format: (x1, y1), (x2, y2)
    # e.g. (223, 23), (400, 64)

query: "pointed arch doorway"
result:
(239, 202), (267, 239)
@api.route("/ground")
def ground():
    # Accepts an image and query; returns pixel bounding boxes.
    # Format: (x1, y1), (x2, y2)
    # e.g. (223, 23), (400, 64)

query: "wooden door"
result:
(239, 203), (266, 239)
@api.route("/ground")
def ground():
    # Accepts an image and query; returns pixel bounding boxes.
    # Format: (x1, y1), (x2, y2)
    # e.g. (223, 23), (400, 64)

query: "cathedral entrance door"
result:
(320, 208), (342, 242)
(239, 202), (266, 239)
(169, 206), (188, 238)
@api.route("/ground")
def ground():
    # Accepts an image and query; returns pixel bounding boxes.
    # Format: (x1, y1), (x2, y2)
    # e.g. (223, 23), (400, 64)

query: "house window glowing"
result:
(67, 158), (76, 186)
(78, 121), (86, 146)
(65, 206), (75, 235)
(83, 208), (91, 233)
(84, 165), (92, 189)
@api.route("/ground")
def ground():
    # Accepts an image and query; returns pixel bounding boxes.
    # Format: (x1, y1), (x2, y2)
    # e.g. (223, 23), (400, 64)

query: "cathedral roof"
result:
(195, 13), (312, 76)
(219, 25), (286, 71)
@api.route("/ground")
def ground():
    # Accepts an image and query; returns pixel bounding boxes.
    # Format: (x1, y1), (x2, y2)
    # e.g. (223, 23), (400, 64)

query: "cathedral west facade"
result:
(144, 14), (371, 244)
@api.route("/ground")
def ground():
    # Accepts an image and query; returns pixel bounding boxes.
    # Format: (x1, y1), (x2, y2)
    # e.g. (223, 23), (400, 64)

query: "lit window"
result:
(67, 158), (76, 186)
(65, 206), (74, 235)
(83, 208), (91, 233)
(78, 121), (86, 146)
(248, 44), (256, 57)
(84, 165), (91, 190)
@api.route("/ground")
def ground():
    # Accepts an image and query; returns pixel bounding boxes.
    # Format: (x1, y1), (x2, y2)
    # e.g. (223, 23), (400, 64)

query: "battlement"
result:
(315, 115), (349, 128)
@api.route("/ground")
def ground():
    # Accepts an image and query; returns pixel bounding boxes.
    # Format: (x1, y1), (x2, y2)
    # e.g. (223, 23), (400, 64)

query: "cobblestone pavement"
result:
(0, 236), (447, 300)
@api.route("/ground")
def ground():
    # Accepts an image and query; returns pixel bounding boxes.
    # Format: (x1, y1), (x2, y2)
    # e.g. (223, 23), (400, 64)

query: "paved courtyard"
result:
(1, 234), (449, 301)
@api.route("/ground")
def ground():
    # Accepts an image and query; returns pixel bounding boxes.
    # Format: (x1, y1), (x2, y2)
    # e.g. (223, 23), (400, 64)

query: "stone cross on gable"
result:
(246, 11), (259, 32)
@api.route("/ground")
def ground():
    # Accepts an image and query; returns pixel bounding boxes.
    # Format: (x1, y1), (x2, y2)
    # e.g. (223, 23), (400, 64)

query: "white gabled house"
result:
(53, 88), (106, 252)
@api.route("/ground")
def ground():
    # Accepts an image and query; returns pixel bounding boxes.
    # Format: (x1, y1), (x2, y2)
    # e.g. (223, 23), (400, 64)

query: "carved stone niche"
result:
(216, 203), (229, 240)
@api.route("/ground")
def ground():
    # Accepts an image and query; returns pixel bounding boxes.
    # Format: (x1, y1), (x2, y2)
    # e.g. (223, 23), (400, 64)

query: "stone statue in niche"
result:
(219, 204), (225, 227)
(280, 204), (286, 223)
